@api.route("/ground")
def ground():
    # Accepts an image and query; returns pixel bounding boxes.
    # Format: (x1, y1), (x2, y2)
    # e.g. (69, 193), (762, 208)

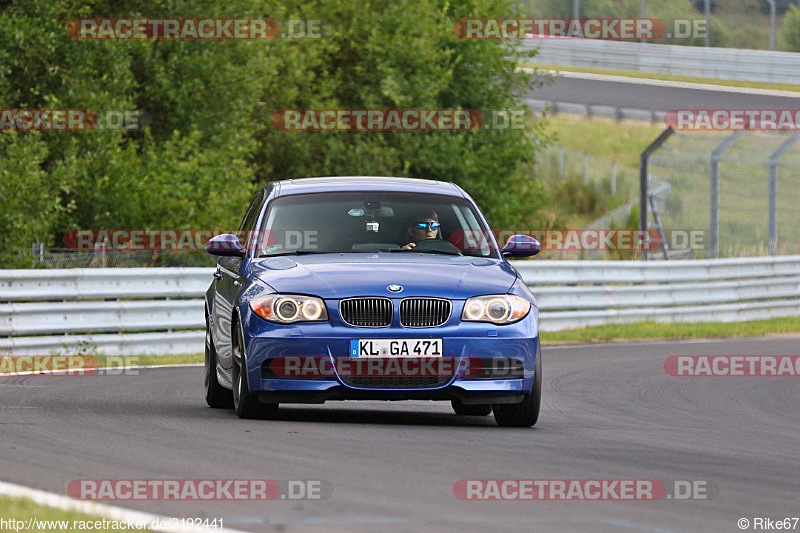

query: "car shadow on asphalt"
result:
(193, 403), (538, 429)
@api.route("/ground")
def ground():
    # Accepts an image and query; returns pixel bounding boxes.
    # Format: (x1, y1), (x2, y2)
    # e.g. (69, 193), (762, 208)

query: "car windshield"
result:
(257, 191), (499, 258)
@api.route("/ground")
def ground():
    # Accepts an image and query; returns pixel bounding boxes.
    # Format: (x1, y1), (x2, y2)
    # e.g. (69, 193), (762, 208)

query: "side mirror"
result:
(205, 233), (245, 257)
(502, 234), (540, 258)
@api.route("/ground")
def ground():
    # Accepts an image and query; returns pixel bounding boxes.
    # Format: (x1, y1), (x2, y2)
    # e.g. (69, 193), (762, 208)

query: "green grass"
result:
(526, 63), (800, 93)
(541, 114), (664, 168)
(544, 316), (800, 344)
(92, 353), (204, 367)
(0, 495), (151, 532)
(526, 114), (654, 253)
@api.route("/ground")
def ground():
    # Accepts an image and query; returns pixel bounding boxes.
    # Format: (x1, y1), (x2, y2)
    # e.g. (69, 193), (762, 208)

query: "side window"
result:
(237, 190), (265, 249)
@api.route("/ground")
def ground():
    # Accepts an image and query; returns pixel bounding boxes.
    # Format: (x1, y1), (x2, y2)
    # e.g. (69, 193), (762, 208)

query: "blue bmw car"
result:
(204, 177), (542, 427)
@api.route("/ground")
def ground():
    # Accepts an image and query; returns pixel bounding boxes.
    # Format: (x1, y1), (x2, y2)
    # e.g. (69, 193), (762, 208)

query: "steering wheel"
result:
(411, 238), (461, 254)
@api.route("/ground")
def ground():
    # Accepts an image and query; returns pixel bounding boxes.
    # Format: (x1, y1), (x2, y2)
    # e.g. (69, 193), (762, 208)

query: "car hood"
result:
(250, 253), (518, 300)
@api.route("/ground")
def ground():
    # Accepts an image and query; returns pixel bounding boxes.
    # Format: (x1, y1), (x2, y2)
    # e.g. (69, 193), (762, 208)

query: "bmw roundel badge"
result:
(387, 284), (403, 293)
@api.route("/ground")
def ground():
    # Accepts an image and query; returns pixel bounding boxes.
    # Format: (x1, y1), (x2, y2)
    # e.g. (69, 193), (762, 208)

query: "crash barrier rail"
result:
(1, 256), (799, 354)
(525, 98), (666, 123)
(517, 256), (800, 330)
(522, 39), (800, 84)
(0, 268), (210, 356)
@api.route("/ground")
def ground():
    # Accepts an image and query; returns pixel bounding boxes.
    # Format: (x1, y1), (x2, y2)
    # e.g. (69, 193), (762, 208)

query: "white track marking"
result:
(0, 480), (247, 533)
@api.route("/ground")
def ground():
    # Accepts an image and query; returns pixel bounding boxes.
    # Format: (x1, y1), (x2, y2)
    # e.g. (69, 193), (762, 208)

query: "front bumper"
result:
(254, 380), (527, 405)
(239, 302), (539, 404)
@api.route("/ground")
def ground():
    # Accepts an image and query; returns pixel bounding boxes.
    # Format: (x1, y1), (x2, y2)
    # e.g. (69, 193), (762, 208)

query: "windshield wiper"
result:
(387, 249), (462, 256)
(259, 250), (354, 257)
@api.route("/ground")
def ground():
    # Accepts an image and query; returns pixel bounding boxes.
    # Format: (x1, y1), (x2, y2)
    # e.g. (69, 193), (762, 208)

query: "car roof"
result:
(270, 176), (464, 197)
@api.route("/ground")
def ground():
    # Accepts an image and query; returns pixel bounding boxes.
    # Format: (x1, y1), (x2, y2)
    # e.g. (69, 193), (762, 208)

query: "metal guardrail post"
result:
(640, 0), (647, 44)
(768, 134), (800, 255)
(709, 131), (745, 259)
(766, 0), (776, 51)
(639, 128), (675, 260)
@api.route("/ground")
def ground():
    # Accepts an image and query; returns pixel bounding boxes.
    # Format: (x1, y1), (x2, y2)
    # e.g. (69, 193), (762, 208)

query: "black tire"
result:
(205, 315), (233, 408)
(232, 320), (278, 419)
(493, 351), (542, 428)
(451, 400), (492, 416)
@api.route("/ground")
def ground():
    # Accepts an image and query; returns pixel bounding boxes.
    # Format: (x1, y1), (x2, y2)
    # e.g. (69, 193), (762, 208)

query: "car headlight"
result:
(250, 294), (329, 323)
(461, 295), (530, 324)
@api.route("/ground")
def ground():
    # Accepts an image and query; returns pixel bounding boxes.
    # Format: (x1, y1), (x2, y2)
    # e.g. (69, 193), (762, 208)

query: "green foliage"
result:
(0, 0), (548, 267)
(782, 4), (800, 50)
(251, 0), (548, 228)
(757, 0), (799, 15)
(553, 177), (604, 217)
(0, 133), (60, 267)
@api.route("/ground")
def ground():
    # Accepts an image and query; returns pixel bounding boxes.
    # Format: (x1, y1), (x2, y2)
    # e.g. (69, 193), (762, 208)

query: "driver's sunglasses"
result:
(414, 222), (440, 231)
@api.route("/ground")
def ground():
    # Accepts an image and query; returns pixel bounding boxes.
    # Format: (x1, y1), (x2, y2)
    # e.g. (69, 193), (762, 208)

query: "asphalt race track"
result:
(1, 337), (798, 532)
(529, 75), (800, 112)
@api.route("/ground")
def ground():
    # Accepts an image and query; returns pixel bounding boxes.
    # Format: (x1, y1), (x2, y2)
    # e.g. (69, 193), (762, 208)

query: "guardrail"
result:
(1, 256), (799, 354)
(523, 39), (800, 84)
(0, 268), (209, 356)
(516, 256), (800, 330)
(525, 98), (666, 123)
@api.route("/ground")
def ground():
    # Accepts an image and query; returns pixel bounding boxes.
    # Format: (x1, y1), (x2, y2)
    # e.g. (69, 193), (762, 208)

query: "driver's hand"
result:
(402, 242), (416, 250)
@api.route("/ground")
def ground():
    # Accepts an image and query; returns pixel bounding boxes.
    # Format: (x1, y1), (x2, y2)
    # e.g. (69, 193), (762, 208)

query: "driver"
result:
(402, 210), (440, 249)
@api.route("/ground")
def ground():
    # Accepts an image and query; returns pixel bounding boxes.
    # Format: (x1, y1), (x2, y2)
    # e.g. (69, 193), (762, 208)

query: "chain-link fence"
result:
(646, 130), (800, 259)
(532, 144), (646, 260)
(535, 143), (638, 199)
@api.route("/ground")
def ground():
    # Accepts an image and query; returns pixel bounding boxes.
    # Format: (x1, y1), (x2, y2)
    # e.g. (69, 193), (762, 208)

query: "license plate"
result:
(350, 339), (443, 357)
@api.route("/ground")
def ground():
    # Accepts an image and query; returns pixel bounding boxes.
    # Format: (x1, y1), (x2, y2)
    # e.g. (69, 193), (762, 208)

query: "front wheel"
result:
(493, 351), (541, 428)
(232, 321), (278, 419)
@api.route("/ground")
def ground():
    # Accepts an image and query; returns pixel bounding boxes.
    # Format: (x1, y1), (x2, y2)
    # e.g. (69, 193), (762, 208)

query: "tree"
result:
(782, 4), (800, 51)
(0, 0), (548, 267)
